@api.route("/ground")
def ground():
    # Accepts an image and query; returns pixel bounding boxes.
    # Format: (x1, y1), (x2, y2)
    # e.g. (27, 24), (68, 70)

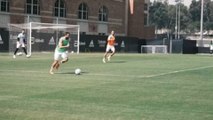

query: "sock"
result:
(14, 48), (19, 55)
(22, 47), (27, 55)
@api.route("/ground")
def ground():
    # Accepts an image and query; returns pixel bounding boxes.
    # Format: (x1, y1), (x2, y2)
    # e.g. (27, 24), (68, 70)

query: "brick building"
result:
(0, 0), (154, 39)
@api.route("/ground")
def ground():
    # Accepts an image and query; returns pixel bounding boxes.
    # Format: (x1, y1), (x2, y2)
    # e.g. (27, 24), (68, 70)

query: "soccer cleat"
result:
(61, 60), (66, 64)
(49, 70), (54, 75)
(102, 58), (106, 63)
(13, 55), (16, 59)
(49, 71), (54, 75)
(107, 55), (111, 61)
(26, 55), (31, 58)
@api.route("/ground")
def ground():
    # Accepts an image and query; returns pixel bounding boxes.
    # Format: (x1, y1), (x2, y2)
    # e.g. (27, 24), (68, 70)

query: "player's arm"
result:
(107, 35), (111, 41)
(58, 38), (69, 48)
(17, 34), (20, 42)
(106, 36), (111, 45)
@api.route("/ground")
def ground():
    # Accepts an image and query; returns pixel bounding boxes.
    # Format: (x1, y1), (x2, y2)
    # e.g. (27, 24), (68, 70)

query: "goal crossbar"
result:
(9, 22), (79, 30)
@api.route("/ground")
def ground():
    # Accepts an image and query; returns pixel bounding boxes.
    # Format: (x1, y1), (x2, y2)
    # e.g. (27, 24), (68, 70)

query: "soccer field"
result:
(0, 53), (213, 120)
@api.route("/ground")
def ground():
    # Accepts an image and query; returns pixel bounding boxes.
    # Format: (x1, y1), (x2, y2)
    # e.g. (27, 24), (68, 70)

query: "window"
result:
(78, 3), (88, 20)
(1, 0), (9, 12)
(26, 0), (40, 15)
(144, 13), (148, 26)
(80, 32), (86, 35)
(99, 6), (108, 22)
(144, 3), (148, 11)
(54, 0), (66, 17)
(98, 33), (106, 36)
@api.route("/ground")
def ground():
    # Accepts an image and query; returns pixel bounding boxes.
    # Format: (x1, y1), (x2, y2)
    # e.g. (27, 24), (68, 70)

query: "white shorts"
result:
(106, 45), (115, 52)
(54, 50), (68, 61)
(16, 42), (25, 48)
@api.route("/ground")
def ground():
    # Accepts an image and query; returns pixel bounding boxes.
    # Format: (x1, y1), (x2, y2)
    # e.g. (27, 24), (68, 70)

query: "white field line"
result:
(84, 65), (213, 78)
(0, 65), (213, 78)
(143, 65), (213, 78)
(85, 73), (142, 78)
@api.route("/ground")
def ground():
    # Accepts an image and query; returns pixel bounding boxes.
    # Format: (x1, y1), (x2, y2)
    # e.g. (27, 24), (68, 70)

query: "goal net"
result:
(141, 45), (168, 54)
(8, 22), (80, 55)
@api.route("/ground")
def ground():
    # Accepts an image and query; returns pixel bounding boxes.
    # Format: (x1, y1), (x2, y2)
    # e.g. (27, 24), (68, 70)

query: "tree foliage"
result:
(149, 1), (168, 29)
(149, 0), (213, 34)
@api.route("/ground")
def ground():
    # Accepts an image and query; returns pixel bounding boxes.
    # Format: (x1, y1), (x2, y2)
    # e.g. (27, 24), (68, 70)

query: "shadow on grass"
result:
(56, 71), (89, 75)
(108, 60), (126, 63)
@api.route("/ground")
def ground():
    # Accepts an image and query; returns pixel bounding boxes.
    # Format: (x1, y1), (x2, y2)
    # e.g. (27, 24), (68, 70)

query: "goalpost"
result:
(141, 45), (168, 54)
(8, 22), (80, 56)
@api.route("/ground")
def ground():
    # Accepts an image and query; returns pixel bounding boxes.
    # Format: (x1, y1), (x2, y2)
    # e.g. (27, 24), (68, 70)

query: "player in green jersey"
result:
(49, 32), (70, 74)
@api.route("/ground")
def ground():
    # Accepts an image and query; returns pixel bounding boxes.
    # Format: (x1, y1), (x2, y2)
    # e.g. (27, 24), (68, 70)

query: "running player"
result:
(103, 30), (116, 63)
(13, 29), (30, 58)
(49, 32), (70, 74)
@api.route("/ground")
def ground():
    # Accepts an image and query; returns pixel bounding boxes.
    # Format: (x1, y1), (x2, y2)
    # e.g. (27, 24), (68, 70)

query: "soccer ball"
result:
(75, 68), (81, 75)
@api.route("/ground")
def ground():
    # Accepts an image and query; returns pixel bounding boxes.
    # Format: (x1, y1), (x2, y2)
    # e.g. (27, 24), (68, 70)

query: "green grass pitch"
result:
(0, 53), (213, 120)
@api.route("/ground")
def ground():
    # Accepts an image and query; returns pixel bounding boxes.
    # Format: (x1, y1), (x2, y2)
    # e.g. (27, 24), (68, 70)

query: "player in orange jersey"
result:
(103, 30), (116, 63)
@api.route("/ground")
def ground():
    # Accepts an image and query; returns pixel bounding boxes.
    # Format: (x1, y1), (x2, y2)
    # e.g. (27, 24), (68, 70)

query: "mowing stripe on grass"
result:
(1, 65), (213, 79)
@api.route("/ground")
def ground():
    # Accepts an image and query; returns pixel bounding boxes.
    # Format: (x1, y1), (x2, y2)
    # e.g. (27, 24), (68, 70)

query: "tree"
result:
(167, 5), (176, 31)
(204, 0), (213, 32)
(149, 1), (168, 30)
(179, 4), (191, 33)
(149, 1), (190, 33)
(188, 0), (213, 32)
(208, 1), (213, 21)
(189, 0), (201, 22)
(149, 0), (213, 35)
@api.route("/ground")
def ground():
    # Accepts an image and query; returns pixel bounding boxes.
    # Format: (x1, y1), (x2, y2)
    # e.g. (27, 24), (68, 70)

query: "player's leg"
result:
(21, 44), (30, 58)
(103, 45), (110, 63)
(22, 47), (27, 55)
(103, 52), (108, 63)
(111, 46), (115, 56)
(14, 48), (19, 55)
(61, 52), (69, 64)
(55, 62), (60, 70)
(54, 51), (69, 70)
(103, 51), (108, 59)
(13, 42), (21, 58)
(49, 51), (61, 74)
(21, 43), (27, 55)
(54, 52), (68, 70)
(107, 46), (115, 61)
(49, 60), (59, 74)
(61, 58), (68, 63)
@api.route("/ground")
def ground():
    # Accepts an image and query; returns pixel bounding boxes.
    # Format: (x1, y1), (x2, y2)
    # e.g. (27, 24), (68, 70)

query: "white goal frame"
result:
(8, 22), (80, 55)
(141, 45), (168, 54)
